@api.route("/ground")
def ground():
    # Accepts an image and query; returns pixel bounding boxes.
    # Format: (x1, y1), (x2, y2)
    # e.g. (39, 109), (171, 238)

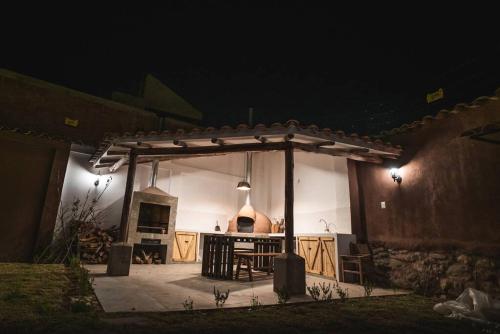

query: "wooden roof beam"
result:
(173, 139), (188, 147)
(211, 138), (225, 146)
(292, 142), (382, 163)
(109, 156), (128, 173)
(254, 135), (268, 143)
(316, 141), (335, 147)
(135, 142), (289, 156)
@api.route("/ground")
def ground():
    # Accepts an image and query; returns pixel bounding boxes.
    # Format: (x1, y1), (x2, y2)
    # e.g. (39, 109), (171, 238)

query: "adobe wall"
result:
(0, 69), (159, 145)
(0, 131), (69, 261)
(355, 93), (500, 253)
(351, 91), (500, 296)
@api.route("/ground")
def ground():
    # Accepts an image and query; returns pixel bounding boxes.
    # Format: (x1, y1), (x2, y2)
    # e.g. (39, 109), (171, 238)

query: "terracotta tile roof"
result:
(379, 87), (500, 137)
(103, 119), (401, 150)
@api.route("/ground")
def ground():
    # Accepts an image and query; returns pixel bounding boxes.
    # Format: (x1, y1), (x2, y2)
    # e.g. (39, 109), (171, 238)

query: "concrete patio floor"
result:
(87, 263), (407, 312)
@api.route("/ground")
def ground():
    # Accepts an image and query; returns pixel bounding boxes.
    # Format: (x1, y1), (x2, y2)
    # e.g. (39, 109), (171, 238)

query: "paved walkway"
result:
(87, 264), (407, 312)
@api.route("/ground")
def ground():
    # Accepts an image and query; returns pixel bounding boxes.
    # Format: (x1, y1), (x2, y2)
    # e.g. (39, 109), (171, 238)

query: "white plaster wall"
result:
(59, 152), (245, 233)
(59, 151), (154, 230)
(158, 156), (246, 233)
(251, 151), (352, 234)
(60, 150), (351, 235)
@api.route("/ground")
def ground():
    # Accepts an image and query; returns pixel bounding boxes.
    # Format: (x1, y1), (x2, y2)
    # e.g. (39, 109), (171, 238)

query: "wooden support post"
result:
(347, 159), (367, 242)
(273, 142), (305, 295)
(284, 143), (294, 254)
(119, 150), (137, 242)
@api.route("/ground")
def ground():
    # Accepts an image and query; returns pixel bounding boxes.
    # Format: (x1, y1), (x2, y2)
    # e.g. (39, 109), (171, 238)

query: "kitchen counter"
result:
(295, 232), (355, 237)
(222, 232), (285, 238)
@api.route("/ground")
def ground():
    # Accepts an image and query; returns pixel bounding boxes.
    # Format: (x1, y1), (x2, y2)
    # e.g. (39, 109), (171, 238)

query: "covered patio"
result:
(82, 120), (403, 301)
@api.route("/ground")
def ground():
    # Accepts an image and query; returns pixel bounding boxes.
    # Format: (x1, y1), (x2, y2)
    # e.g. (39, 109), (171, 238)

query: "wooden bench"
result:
(234, 252), (281, 281)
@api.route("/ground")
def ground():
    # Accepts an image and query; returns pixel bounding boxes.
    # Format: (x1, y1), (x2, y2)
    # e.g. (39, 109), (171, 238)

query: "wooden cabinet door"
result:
(298, 237), (321, 274)
(172, 232), (197, 262)
(320, 237), (336, 278)
(297, 237), (309, 270)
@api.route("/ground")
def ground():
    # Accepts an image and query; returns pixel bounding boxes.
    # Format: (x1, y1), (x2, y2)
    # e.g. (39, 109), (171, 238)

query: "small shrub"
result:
(363, 279), (374, 297)
(213, 286), (230, 308)
(333, 280), (349, 302)
(35, 177), (112, 265)
(275, 286), (290, 304)
(250, 294), (262, 310)
(307, 284), (321, 301)
(69, 256), (94, 296)
(182, 297), (194, 311)
(70, 296), (93, 313)
(414, 263), (439, 297)
(319, 282), (333, 301)
(307, 282), (333, 301)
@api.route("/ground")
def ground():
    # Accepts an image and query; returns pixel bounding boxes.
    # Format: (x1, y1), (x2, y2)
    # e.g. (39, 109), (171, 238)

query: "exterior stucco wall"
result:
(356, 97), (500, 253)
(0, 69), (159, 145)
(0, 132), (69, 261)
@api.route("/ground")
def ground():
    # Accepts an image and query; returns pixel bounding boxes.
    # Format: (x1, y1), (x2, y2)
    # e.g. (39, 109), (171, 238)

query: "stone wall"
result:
(370, 242), (500, 298)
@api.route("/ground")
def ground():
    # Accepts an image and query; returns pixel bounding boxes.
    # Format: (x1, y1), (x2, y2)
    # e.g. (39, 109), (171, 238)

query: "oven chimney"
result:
(150, 159), (159, 188)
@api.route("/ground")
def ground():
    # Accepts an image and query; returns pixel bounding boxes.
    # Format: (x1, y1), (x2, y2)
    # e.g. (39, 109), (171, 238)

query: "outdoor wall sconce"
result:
(94, 170), (101, 187)
(390, 168), (402, 183)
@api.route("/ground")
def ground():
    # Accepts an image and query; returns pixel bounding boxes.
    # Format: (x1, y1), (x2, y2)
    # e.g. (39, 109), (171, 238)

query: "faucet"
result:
(319, 219), (336, 233)
(319, 218), (330, 232)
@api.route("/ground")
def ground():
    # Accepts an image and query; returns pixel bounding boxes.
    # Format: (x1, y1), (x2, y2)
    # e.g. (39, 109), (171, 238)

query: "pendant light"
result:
(237, 107), (254, 191)
(237, 152), (252, 191)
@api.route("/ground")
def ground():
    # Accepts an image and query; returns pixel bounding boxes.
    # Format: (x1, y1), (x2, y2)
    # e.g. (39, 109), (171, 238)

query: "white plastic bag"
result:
(434, 288), (500, 324)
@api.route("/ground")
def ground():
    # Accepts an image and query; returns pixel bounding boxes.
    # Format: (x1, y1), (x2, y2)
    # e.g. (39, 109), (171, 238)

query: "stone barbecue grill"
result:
(126, 160), (178, 264)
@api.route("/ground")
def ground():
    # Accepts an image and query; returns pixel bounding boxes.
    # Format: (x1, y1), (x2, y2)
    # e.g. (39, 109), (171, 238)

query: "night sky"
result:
(3, 3), (499, 135)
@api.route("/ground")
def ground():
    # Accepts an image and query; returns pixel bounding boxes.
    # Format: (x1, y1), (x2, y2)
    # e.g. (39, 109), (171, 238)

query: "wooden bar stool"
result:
(234, 252), (280, 281)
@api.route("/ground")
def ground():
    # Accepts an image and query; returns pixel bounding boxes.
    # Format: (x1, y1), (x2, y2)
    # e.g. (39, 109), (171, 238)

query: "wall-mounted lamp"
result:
(389, 168), (402, 183)
(94, 170), (101, 187)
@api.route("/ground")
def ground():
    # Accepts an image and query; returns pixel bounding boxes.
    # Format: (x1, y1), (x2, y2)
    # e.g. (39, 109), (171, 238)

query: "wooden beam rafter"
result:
(109, 156), (128, 173)
(101, 139), (392, 171)
(173, 139), (188, 147)
(134, 142), (289, 156)
(211, 138), (225, 146)
(315, 141), (335, 148)
(254, 135), (268, 143)
(292, 142), (382, 163)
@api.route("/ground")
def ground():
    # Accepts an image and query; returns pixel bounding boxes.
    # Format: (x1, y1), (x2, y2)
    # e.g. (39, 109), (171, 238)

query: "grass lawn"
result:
(0, 263), (493, 334)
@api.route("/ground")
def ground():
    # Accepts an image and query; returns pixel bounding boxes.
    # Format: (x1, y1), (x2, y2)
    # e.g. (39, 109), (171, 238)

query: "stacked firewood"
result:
(133, 250), (163, 264)
(78, 225), (116, 264)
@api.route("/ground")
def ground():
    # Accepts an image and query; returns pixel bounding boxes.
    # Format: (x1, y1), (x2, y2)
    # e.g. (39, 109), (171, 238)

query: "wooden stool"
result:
(235, 252), (280, 281)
